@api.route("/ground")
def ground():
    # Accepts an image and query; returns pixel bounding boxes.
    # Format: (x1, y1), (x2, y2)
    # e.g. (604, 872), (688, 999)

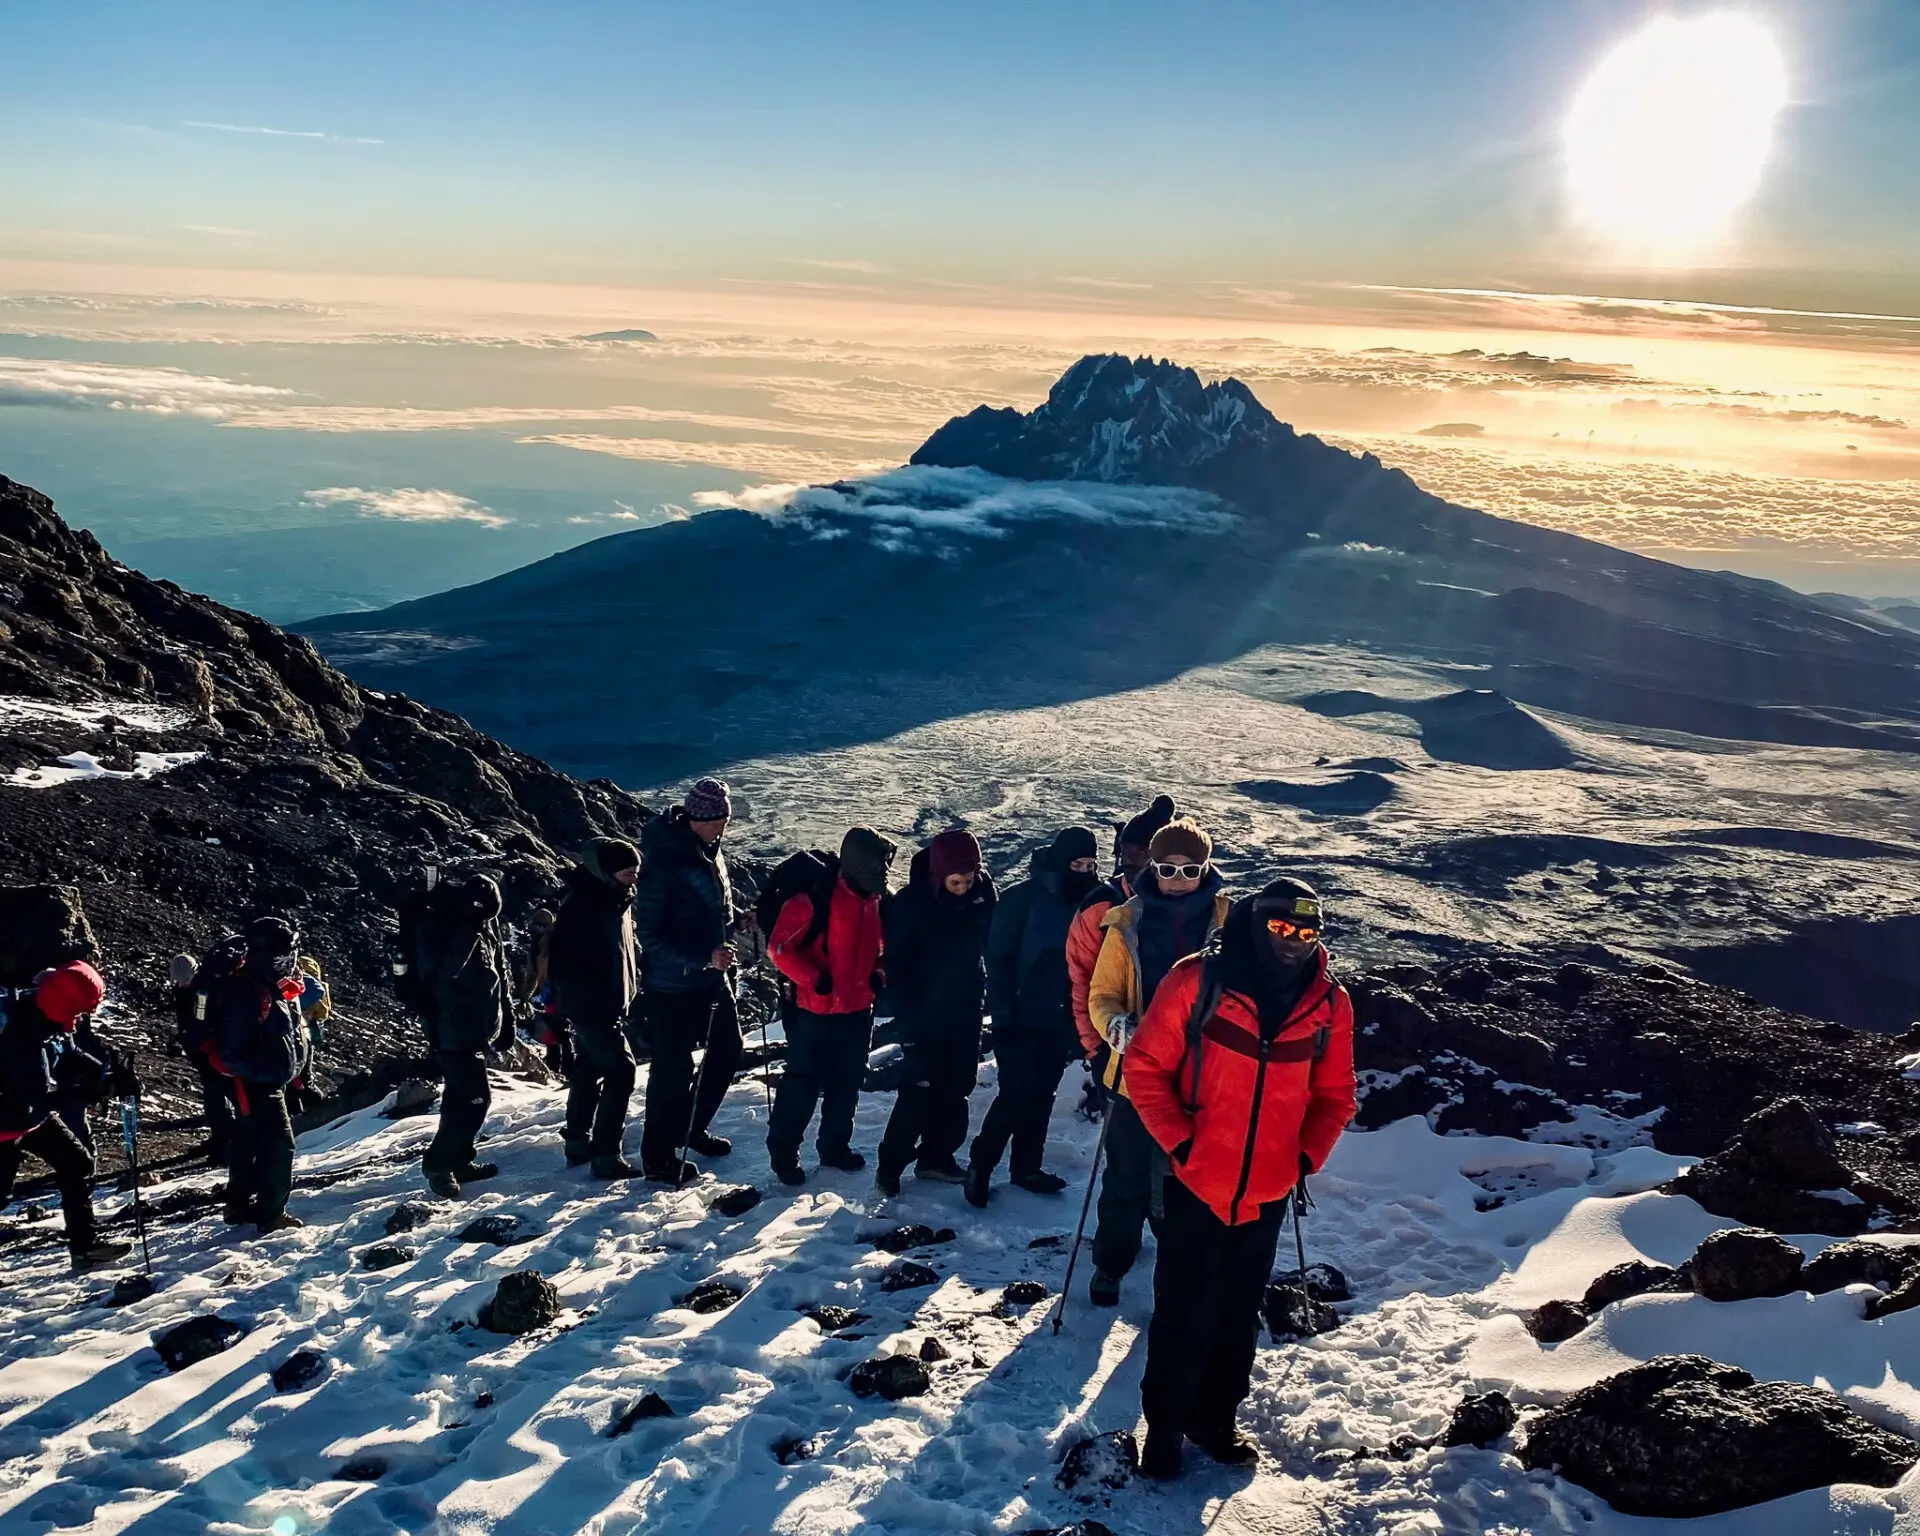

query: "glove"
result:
(107, 1047), (140, 1101)
(814, 971), (834, 997)
(1103, 1014), (1136, 1053)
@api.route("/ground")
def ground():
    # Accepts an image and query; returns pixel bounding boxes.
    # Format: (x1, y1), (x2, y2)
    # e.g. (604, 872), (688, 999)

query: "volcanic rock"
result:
(607, 1392), (674, 1436)
(107, 1273), (157, 1308)
(478, 1269), (560, 1335)
(271, 1350), (329, 1392)
(457, 1213), (537, 1247)
(337, 1456), (386, 1482)
(1864, 1271), (1920, 1321)
(681, 1279), (744, 1314)
(1519, 1354), (1920, 1516)
(1582, 1260), (1689, 1312)
(1802, 1238), (1920, 1295)
(849, 1354), (931, 1401)
(804, 1304), (867, 1330)
(384, 1201), (440, 1236)
(1265, 1284), (1341, 1340)
(0, 883), (97, 987)
(709, 1185), (762, 1218)
(869, 1223), (956, 1254)
(1271, 1262), (1352, 1302)
(1002, 1280), (1049, 1305)
(1685, 1229), (1805, 1302)
(385, 1079), (441, 1120)
(360, 1243), (416, 1272)
(878, 1260), (938, 1292)
(153, 1314), (246, 1371)
(1670, 1099), (1868, 1236)
(1057, 1430), (1139, 1491)
(1523, 1300), (1590, 1343)
(1443, 1391), (1517, 1449)
(919, 1336), (951, 1362)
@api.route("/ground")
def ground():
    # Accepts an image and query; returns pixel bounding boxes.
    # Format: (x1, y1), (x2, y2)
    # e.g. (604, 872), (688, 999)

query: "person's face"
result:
(943, 870), (977, 896)
(1261, 913), (1321, 968)
(613, 865), (640, 888)
(1067, 856), (1099, 877)
(690, 816), (729, 847)
(1119, 844), (1151, 880)
(1152, 859), (1206, 897)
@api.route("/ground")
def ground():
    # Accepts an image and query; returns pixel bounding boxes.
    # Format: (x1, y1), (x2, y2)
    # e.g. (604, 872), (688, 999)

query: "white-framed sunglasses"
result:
(1151, 860), (1208, 881)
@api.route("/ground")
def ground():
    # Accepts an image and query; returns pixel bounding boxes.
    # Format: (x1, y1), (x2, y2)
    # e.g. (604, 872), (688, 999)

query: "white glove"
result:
(1104, 1015), (1136, 1053)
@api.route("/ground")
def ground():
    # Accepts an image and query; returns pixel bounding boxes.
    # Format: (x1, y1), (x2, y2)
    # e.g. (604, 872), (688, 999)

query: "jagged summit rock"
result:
(912, 353), (1292, 485)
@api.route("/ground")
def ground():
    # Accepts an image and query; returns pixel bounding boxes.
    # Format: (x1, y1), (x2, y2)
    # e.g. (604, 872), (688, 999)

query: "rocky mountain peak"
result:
(911, 352), (1290, 485)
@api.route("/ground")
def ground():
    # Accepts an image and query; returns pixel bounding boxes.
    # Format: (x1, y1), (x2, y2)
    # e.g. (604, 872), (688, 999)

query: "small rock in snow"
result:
(773, 1434), (817, 1464)
(1265, 1284), (1341, 1339)
(360, 1243), (416, 1272)
(107, 1273), (157, 1308)
(878, 1260), (938, 1292)
(869, 1223), (957, 1254)
(1864, 1270), (1920, 1320)
(153, 1314), (246, 1371)
(384, 1078), (440, 1120)
(478, 1269), (560, 1335)
(1443, 1390), (1518, 1448)
(1686, 1228), (1805, 1302)
(1002, 1279), (1049, 1306)
(804, 1304), (867, 1330)
(919, 1336), (951, 1362)
(1057, 1430), (1139, 1491)
(681, 1279), (744, 1314)
(384, 1201), (440, 1236)
(1021, 1524), (1117, 1536)
(1582, 1260), (1689, 1312)
(271, 1350), (329, 1393)
(1270, 1262), (1352, 1302)
(1523, 1299), (1590, 1343)
(1027, 1234), (1066, 1249)
(457, 1213), (537, 1247)
(849, 1354), (931, 1400)
(607, 1392), (675, 1436)
(336, 1456), (386, 1482)
(710, 1185), (762, 1218)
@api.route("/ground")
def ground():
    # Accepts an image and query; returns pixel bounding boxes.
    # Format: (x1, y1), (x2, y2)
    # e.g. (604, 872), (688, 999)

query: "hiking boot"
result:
(1140, 1431), (1184, 1480)
(1089, 1269), (1122, 1307)
(1010, 1169), (1068, 1195)
(914, 1157), (967, 1185)
(591, 1156), (642, 1181)
(771, 1154), (807, 1187)
(425, 1168), (463, 1199)
(255, 1213), (307, 1234)
(1191, 1427), (1259, 1466)
(687, 1131), (731, 1158)
(70, 1238), (134, 1270)
(875, 1167), (903, 1198)
(223, 1200), (253, 1226)
(563, 1140), (592, 1168)
(644, 1158), (700, 1186)
(455, 1162), (500, 1183)
(964, 1162), (992, 1209)
(817, 1147), (866, 1173)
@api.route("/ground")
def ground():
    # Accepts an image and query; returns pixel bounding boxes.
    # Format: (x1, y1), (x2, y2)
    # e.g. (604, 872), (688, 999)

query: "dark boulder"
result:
(804, 1304), (867, 1330)
(1271, 1263), (1352, 1303)
(1003, 1280), (1049, 1305)
(153, 1314), (246, 1371)
(1737, 1098), (1853, 1187)
(1523, 1300), (1590, 1343)
(1519, 1354), (1920, 1517)
(919, 1336), (951, 1362)
(1582, 1260), (1689, 1312)
(849, 1354), (931, 1400)
(360, 1243), (416, 1272)
(1864, 1271), (1920, 1321)
(478, 1269), (560, 1335)
(869, 1223), (957, 1254)
(457, 1213), (537, 1247)
(384, 1201), (440, 1236)
(878, 1260), (939, 1293)
(0, 884), (97, 987)
(607, 1392), (674, 1436)
(107, 1273), (157, 1308)
(1686, 1229), (1805, 1302)
(1802, 1239), (1920, 1295)
(1056, 1430), (1139, 1491)
(1265, 1284), (1341, 1340)
(1670, 1099), (1869, 1237)
(271, 1350), (329, 1393)
(1443, 1391), (1517, 1448)
(681, 1279), (744, 1314)
(710, 1185), (762, 1218)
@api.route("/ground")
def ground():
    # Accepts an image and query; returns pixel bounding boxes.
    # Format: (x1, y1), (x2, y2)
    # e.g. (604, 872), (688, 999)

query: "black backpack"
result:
(392, 874), (494, 1018)
(1177, 935), (1336, 1116)
(184, 934), (252, 1052)
(752, 850), (837, 955)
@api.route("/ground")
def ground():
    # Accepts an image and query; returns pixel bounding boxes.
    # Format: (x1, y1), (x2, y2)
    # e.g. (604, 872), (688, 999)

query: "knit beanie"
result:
(1252, 876), (1323, 925)
(928, 828), (983, 890)
(583, 836), (641, 883)
(1148, 818), (1212, 866)
(34, 960), (106, 1027)
(169, 953), (199, 987)
(1118, 794), (1177, 854)
(684, 776), (733, 821)
(839, 826), (897, 896)
(1047, 826), (1099, 870)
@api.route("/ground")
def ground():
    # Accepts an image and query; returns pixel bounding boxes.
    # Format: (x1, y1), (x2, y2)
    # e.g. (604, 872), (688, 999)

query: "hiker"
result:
(550, 837), (644, 1179)
(204, 916), (313, 1232)
(765, 826), (895, 1186)
(1068, 794), (1175, 1063)
(634, 777), (747, 1184)
(875, 829), (996, 1197)
(1083, 816), (1230, 1305)
(171, 952), (235, 1163)
(966, 826), (1102, 1207)
(0, 962), (132, 1268)
(1123, 877), (1357, 1480)
(513, 908), (563, 1070)
(415, 873), (514, 1197)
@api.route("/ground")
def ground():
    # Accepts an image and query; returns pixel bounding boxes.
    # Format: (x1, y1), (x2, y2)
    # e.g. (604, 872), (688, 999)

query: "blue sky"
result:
(4, 0), (1916, 303)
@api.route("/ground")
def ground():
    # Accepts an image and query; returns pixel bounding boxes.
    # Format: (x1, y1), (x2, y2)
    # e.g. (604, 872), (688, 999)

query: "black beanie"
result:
(583, 836), (641, 884)
(1048, 826), (1099, 870)
(247, 915), (298, 954)
(1252, 876), (1323, 925)
(840, 826), (897, 896)
(1118, 794), (1177, 853)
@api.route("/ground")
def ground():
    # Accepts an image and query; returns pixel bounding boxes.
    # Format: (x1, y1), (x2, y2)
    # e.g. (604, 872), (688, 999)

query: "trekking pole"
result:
(119, 1094), (153, 1274)
(1292, 1169), (1315, 1323)
(675, 1010), (714, 1192)
(1050, 1107), (1114, 1336)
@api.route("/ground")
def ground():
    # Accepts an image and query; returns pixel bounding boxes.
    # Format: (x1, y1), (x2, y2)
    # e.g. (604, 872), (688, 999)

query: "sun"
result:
(1564, 13), (1789, 260)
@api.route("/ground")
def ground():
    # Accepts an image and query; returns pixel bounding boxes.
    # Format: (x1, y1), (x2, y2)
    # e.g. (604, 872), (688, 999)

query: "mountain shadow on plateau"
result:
(1671, 913), (1920, 1035)
(300, 353), (1920, 783)
(1236, 771), (1399, 816)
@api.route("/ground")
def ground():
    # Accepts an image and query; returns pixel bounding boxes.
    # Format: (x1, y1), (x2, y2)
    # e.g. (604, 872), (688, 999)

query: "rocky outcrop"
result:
(1519, 1355), (1920, 1517)
(1669, 1099), (1871, 1236)
(479, 1270), (561, 1335)
(1684, 1229), (1805, 1302)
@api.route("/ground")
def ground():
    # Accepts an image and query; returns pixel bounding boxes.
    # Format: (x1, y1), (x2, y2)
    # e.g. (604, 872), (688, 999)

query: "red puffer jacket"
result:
(770, 876), (884, 1015)
(1126, 948), (1356, 1226)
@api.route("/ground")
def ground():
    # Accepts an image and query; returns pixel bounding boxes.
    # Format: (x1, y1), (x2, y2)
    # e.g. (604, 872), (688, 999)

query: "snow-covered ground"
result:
(4, 1064), (1919, 1535)
(5, 749), (205, 789)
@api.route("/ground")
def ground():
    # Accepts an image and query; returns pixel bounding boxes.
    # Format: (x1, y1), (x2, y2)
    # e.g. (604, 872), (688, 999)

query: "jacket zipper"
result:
(1229, 1034), (1271, 1225)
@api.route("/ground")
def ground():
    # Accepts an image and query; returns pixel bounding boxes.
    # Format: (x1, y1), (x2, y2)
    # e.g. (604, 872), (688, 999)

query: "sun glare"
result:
(1565, 13), (1788, 261)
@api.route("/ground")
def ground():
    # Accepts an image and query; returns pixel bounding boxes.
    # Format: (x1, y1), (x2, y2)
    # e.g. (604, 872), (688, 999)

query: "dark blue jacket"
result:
(209, 959), (307, 1087)
(986, 859), (1081, 1056)
(0, 990), (101, 1137)
(633, 809), (735, 996)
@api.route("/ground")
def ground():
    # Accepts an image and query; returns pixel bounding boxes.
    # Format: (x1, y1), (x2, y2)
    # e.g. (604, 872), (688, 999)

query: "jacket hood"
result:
(565, 861), (634, 909)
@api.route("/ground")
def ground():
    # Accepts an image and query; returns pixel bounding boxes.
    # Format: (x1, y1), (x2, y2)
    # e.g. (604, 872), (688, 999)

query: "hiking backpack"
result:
(752, 850), (838, 957)
(1177, 935), (1336, 1116)
(184, 934), (251, 1053)
(392, 871), (498, 1020)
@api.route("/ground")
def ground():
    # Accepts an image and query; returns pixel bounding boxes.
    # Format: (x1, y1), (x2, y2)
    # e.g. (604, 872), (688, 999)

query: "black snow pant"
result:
(228, 1079), (296, 1224)
(969, 1031), (1071, 1179)
(877, 1023), (980, 1178)
(564, 1020), (637, 1160)
(424, 1049), (491, 1174)
(1141, 1176), (1286, 1442)
(53, 1092), (95, 1157)
(194, 1055), (236, 1162)
(767, 1006), (871, 1161)
(1090, 1092), (1157, 1279)
(640, 985), (743, 1168)
(0, 1116), (100, 1255)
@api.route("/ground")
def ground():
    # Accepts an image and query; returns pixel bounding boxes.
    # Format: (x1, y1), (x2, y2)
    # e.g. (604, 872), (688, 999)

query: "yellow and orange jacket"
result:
(1085, 887), (1232, 1095)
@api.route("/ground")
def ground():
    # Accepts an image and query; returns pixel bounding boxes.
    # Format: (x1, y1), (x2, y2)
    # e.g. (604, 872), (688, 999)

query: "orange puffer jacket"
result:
(1126, 946), (1357, 1226)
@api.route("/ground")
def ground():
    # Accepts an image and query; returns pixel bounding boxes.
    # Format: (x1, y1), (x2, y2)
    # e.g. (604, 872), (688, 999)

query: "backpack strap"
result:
(1178, 934), (1227, 1118)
